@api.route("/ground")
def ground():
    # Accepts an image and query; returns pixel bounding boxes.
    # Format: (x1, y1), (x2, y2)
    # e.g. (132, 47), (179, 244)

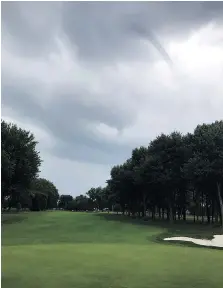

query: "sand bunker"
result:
(164, 234), (223, 248)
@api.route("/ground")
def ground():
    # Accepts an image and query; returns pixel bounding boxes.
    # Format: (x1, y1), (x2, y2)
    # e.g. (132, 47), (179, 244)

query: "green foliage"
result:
(66, 195), (93, 211)
(1, 120), (42, 196)
(1, 119), (60, 211)
(30, 178), (59, 210)
(113, 203), (121, 213)
(86, 187), (109, 210)
(82, 120), (223, 226)
(58, 195), (73, 209)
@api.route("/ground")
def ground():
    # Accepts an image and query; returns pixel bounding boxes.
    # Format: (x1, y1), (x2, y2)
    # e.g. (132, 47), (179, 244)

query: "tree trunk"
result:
(205, 195), (209, 224)
(142, 192), (146, 218)
(169, 203), (173, 223)
(217, 182), (223, 227)
(206, 201), (210, 224)
(177, 208), (181, 220)
(158, 208), (161, 219)
(162, 208), (165, 220)
(193, 190), (196, 222)
(183, 208), (186, 221)
(201, 190), (204, 223)
(215, 211), (219, 224)
(152, 207), (155, 220)
(212, 207), (215, 222)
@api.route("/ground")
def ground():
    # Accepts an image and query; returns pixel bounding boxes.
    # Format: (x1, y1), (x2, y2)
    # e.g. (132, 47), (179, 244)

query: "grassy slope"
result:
(2, 212), (223, 288)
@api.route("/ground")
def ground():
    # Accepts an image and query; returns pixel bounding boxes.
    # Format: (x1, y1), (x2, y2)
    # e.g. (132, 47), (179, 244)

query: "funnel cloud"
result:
(2, 2), (223, 195)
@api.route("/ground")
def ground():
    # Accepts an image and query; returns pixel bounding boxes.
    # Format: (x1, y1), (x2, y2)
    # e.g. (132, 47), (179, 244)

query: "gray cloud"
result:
(3, 2), (223, 61)
(61, 2), (223, 61)
(1, 2), (63, 57)
(2, 1), (223, 195)
(1, 79), (133, 165)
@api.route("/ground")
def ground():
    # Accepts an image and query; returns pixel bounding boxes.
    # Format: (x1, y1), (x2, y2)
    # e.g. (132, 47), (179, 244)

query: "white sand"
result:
(164, 234), (223, 248)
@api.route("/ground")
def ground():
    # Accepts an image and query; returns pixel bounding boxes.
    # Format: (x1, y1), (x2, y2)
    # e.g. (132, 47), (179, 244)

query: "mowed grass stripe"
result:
(2, 212), (164, 246)
(2, 211), (223, 288)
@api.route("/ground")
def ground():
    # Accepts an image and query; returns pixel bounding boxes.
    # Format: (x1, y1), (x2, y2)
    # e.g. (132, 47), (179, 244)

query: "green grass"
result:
(2, 211), (223, 288)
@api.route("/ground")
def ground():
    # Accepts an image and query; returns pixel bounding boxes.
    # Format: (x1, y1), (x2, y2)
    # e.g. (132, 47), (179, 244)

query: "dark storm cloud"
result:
(1, 83), (133, 165)
(2, 2), (223, 61)
(1, 1), (223, 166)
(52, 140), (131, 166)
(61, 2), (223, 62)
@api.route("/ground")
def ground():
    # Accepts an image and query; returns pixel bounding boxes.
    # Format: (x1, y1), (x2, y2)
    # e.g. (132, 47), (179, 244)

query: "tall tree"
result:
(30, 178), (59, 210)
(183, 121), (223, 226)
(77, 119), (223, 228)
(1, 120), (42, 206)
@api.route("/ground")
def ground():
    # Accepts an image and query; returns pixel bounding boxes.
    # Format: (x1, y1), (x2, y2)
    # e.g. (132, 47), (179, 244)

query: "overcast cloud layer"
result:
(2, 1), (223, 196)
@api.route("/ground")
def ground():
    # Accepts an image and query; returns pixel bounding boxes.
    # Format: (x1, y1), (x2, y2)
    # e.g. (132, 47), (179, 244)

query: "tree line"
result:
(1, 120), (59, 211)
(58, 187), (110, 212)
(3, 118), (222, 226)
(61, 120), (223, 226)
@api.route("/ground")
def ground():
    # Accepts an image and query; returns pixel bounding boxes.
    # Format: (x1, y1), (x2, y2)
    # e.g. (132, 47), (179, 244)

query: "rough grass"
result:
(2, 211), (223, 288)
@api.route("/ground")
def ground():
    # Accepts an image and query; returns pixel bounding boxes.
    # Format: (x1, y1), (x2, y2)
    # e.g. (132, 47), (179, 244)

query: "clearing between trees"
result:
(2, 211), (223, 288)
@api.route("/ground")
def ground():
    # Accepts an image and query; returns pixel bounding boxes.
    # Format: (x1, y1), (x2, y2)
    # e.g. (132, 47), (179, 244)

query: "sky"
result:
(1, 1), (223, 196)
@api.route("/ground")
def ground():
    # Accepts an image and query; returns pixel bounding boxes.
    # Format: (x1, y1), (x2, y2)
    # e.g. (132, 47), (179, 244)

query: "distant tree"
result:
(86, 187), (107, 210)
(31, 192), (48, 211)
(67, 199), (78, 211)
(66, 195), (95, 211)
(29, 178), (59, 211)
(113, 203), (121, 214)
(58, 195), (73, 209)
